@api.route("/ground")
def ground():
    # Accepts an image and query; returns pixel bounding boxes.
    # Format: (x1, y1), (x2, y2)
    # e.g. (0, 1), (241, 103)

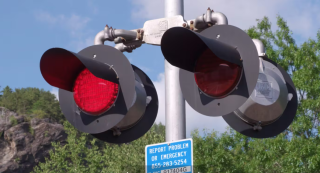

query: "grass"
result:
(44, 131), (49, 137)
(14, 157), (20, 163)
(29, 125), (34, 136)
(9, 116), (18, 126)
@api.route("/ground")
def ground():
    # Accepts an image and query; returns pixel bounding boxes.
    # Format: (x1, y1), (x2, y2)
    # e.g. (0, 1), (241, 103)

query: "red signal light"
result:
(73, 68), (119, 115)
(194, 49), (242, 98)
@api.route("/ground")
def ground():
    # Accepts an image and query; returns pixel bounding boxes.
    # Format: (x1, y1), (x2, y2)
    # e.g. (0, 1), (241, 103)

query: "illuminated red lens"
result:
(194, 49), (242, 98)
(73, 68), (119, 115)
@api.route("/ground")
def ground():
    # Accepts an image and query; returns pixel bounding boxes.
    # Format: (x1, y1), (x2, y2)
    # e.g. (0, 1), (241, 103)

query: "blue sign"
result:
(145, 138), (193, 173)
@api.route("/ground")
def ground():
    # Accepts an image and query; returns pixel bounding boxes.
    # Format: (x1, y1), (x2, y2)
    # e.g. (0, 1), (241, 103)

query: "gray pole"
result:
(164, 0), (186, 142)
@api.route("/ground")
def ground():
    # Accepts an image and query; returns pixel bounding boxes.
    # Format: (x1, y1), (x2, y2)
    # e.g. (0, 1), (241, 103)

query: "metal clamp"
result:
(114, 41), (143, 53)
(253, 121), (262, 131)
(94, 7), (228, 52)
(112, 127), (122, 136)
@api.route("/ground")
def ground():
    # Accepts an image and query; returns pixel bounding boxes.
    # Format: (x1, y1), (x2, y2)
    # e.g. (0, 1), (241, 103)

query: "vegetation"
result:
(0, 86), (64, 123)
(1, 14), (319, 172)
(9, 115), (18, 126)
(29, 124), (35, 136)
(33, 121), (165, 173)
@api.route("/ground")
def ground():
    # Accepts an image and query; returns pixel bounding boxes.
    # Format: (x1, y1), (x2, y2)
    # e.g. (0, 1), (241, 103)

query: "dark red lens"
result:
(73, 68), (119, 115)
(194, 49), (242, 98)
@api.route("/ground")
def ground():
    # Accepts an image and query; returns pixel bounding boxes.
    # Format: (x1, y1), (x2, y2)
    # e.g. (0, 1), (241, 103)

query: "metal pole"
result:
(164, 0), (186, 142)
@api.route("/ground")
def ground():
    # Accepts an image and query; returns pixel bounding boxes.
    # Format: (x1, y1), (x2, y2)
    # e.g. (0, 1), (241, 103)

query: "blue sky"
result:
(1, 0), (320, 137)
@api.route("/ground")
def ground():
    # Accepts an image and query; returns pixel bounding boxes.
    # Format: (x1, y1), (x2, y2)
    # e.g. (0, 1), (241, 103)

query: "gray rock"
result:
(0, 109), (67, 173)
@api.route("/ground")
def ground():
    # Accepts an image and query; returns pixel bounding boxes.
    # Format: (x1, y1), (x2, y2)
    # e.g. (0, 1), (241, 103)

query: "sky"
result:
(0, 0), (319, 137)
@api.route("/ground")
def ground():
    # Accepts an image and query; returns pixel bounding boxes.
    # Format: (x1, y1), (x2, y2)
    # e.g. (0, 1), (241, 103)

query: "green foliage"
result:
(0, 87), (64, 123)
(44, 131), (49, 137)
(29, 124), (35, 136)
(32, 109), (47, 119)
(192, 129), (320, 173)
(9, 116), (18, 126)
(33, 121), (165, 173)
(14, 157), (20, 163)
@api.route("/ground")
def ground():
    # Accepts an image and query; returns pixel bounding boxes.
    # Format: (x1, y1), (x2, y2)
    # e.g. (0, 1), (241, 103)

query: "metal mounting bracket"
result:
(94, 8), (228, 53)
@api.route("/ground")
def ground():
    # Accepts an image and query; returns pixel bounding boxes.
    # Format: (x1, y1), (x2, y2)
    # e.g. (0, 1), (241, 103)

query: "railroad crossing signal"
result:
(40, 45), (159, 143)
(39, 7), (298, 141)
(161, 25), (297, 138)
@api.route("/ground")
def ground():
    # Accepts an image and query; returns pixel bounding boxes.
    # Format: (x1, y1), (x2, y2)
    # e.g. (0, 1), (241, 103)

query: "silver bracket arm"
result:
(252, 39), (268, 58)
(192, 7), (228, 31)
(94, 7), (229, 52)
(94, 25), (139, 45)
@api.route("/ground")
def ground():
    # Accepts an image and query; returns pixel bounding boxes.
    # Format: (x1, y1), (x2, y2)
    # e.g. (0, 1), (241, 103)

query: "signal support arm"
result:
(93, 8), (228, 52)
(94, 7), (265, 57)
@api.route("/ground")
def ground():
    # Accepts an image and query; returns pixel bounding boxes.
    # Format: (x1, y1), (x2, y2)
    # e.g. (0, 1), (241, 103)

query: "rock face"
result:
(0, 107), (67, 173)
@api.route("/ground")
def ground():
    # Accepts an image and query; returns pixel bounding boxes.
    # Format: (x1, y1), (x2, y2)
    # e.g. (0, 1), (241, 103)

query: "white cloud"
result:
(70, 37), (95, 52)
(87, 0), (99, 15)
(130, 0), (165, 23)
(35, 11), (90, 37)
(130, 0), (320, 40)
(35, 11), (94, 51)
(153, 73), (229, 137)
(50, 87), (59, 101)
(139, 66), (152, 72)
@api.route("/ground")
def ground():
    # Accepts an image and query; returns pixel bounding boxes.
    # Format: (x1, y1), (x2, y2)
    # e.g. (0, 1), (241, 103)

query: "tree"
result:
(0, 86), (64, 123)
(33, 121), (166, 173)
